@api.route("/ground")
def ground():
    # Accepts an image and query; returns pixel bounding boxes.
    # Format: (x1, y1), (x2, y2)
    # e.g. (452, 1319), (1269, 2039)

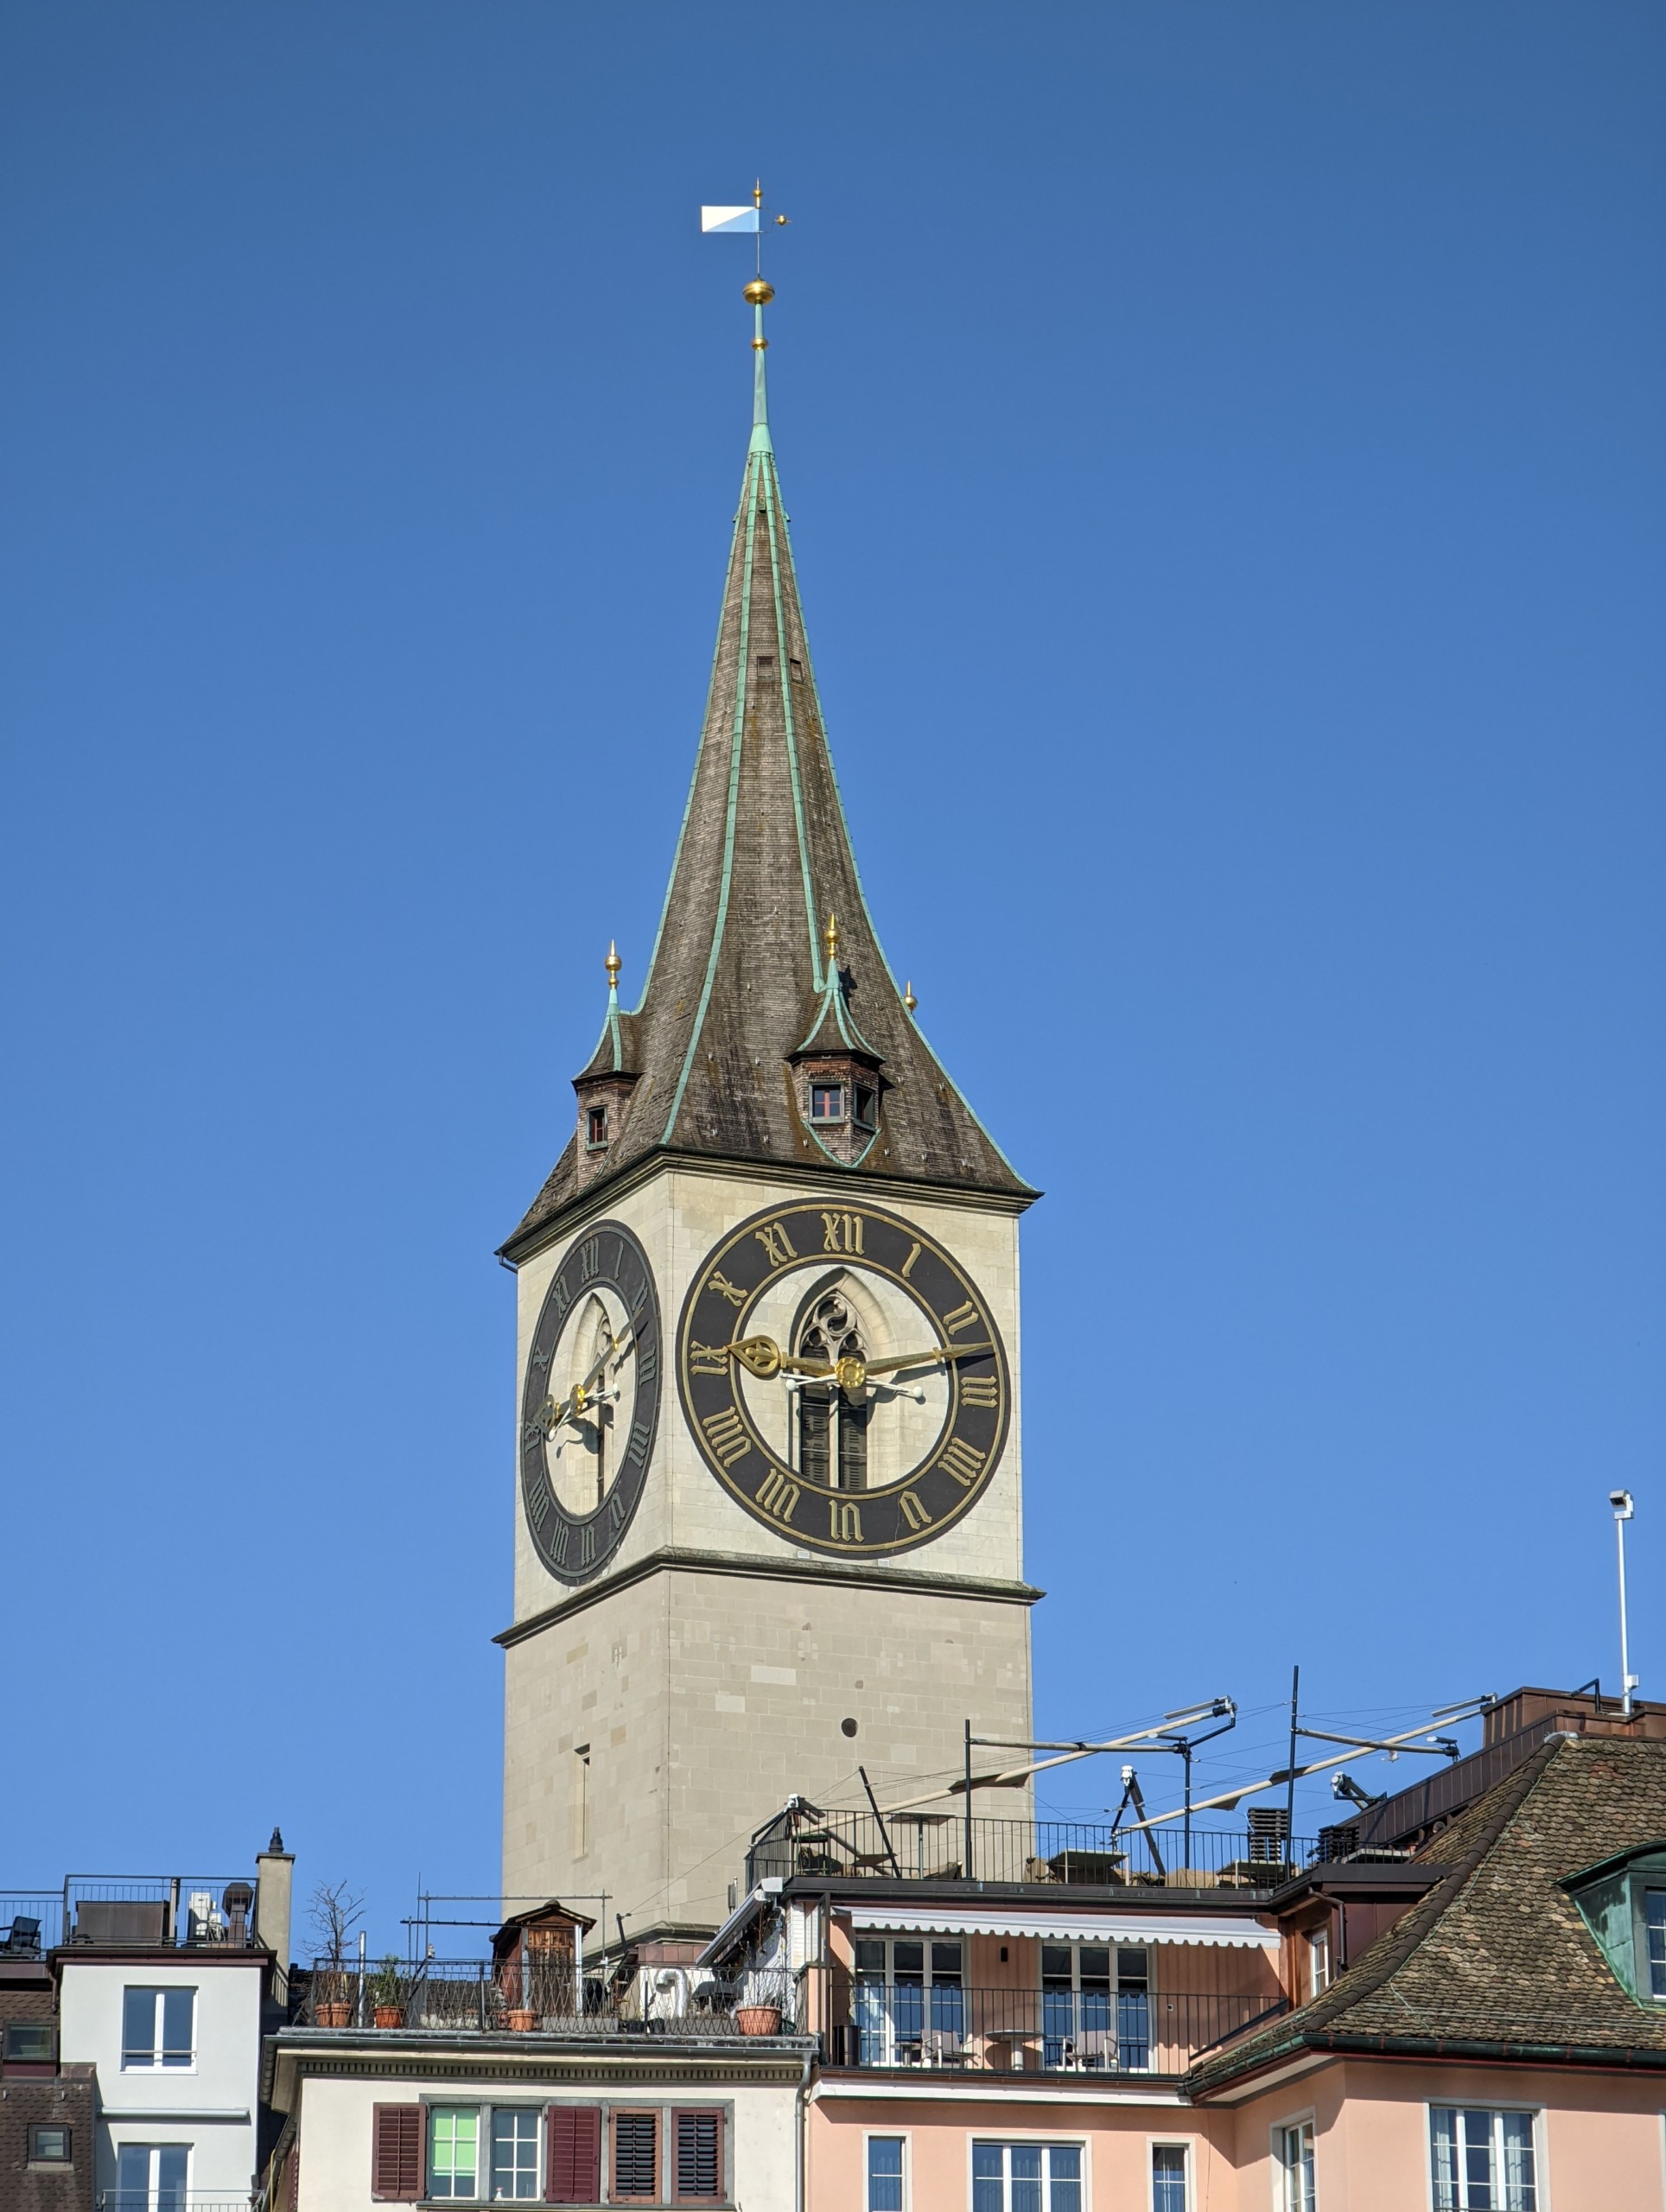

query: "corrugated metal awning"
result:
(845, 1904), (1277, 1950)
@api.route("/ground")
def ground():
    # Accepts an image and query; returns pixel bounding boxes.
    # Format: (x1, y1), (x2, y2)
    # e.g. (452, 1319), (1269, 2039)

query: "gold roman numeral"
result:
(941, 1300), (980, 1336)
(689, 1341), (730, 1376)
(829, 1499), (864, 1545)
(578, 1237), (601, 1283)
(708, 1269), (747, 1308)
(626, 1419), (652, 1468)
(898, 1490), (932, 1532)
(756, 1467), (801, 1528)
(938, 1437), (988, 1488)
(701, 1408), (752, 1469)
(634, 1340), (658, 1391)
(900, 1241), (921, 1280)
(960, 1376), (999, 1408)
(754, 1221), (798, 1268)
(822, 1211), (864, 1255)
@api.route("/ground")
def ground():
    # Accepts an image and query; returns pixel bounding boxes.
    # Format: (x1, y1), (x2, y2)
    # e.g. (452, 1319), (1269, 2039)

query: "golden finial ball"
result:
(605, 940), (622, 986)
(743, 279), (775, 306)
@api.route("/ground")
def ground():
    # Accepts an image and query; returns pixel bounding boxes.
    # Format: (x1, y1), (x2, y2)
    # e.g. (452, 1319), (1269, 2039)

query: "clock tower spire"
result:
(499, 277), (1038, 1938)
(501, 279), (1030, 1263)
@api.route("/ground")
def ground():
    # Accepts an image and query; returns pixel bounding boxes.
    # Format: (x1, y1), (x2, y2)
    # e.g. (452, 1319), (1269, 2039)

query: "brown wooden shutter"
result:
(673, 2108), (723, 2202)
(545, 2105), (601, 2205)
(372, 2104), (423, 2202)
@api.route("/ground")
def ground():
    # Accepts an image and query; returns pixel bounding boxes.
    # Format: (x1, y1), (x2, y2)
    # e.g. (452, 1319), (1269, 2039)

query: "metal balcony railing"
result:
(825, 1984), (1287, 2077)
(298, 1960), (798, 2037)
(747, 1811), (1314, 1892)
(63, 1876), (259, 1950)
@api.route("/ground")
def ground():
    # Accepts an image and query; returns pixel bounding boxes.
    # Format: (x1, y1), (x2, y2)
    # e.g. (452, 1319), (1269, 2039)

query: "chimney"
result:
(256, 1827), (294, 2004)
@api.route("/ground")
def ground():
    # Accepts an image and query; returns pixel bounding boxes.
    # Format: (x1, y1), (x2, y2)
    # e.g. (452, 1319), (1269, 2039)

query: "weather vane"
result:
(700, 180), (791, 283)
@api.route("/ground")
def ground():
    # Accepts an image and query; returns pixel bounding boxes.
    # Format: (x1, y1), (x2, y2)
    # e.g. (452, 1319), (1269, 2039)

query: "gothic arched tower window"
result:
(793, 1285), (870, 1491)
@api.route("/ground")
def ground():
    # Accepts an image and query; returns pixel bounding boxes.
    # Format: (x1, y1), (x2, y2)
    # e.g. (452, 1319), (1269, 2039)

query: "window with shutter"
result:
(371, 2104), (423, 2202)
(544, 2105), (601, 2207)
(612, 2110), (658, 2201)
(673, 2108), (723, 2202)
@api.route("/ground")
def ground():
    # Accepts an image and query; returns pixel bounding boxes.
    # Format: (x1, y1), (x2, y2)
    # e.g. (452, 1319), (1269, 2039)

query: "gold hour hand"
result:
(862, 1342), (994, 1378)
(722, 1335), (834, 1381)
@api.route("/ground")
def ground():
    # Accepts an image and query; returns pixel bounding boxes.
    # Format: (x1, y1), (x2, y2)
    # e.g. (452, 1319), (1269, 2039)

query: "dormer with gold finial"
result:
(570, 940), (640, 1188)
(785, 911), (886, 1166)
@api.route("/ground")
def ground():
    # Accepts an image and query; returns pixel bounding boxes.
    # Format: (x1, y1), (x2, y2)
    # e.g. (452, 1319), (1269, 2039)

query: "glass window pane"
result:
(1430, 2108), (1459, 2212)
(491, 2108), (537, 2201)
(1500, 2113), (1536, 2211)
(1153, 2144), (1188, 2212)
(1117, 1948), (1149, 1991)
(117, 2143), (152, 2194)
(1049, 2142), (1083, 2212)
(931, 1942), (963, 1979)
(868, 2135), (905, 2212)
(160, 1987), (194, 2065)
(893, 1942), (923, 1978)
(1646, 1891), (1666, 1999)
(156, 2145), (189, 2212)
(122, 1988), (156, 2068)
(1040, 1946), (1072, 1981)
(1460, 2109), (1496, 2209)
(1012, 2144), (1042, 2177)
(1078, 1946), (1111, 1985)
(855, 1940), (887, 1975)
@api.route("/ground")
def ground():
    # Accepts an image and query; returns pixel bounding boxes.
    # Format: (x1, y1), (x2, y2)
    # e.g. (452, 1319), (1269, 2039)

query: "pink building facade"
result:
(696, 1709), (1666, 2211)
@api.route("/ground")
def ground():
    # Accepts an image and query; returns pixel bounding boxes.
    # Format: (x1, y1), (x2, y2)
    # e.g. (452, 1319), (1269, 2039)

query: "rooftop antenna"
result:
(1611, 1490), (1638, 1717)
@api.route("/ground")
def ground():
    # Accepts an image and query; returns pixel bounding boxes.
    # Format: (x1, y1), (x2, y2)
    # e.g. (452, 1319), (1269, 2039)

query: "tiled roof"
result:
(501, 378), (1033, 1259)
(1187, 1734), (1666, 2095)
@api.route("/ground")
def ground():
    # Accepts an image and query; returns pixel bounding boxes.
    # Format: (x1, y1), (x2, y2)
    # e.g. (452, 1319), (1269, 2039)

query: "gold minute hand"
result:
(861, 1342), (994, 1378)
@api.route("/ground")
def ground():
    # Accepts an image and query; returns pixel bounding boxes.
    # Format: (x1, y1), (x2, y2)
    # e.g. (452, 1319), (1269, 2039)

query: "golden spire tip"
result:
(823, 912), (842, 966)
(605, 940), (622, 989)
(903, 980), (918, 1013)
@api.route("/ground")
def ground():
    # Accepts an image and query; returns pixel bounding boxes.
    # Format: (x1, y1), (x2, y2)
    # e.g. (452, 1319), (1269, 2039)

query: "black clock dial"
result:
(520, 1219), (661, 1585)
(677, 1199), (1009, 1558)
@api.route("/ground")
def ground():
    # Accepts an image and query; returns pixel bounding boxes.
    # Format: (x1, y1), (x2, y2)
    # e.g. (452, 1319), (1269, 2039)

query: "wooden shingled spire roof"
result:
(503, 290), (1032, 1257)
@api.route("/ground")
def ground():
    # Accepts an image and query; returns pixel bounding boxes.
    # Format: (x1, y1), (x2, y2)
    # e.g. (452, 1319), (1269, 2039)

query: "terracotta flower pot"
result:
(506, 2007), (536, 2032)
(316, 2002), (352, 2028)
(734, 2004), (782, 2037)
(373, 2005), (403, 2029)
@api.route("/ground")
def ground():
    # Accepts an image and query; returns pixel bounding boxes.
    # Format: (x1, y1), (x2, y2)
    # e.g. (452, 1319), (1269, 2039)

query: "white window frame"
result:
(420, 2101), (548, 2205)
(968, 2136), (1087, 2211)
(1149, 2136), (1193, 2211)
(1306, 1925), (1331, 1998)
(1424, 2100), (1542, 2212)
(863, 2129), (909, 2212)
(1273, 2112), (1317, 2212)
(119, 1986), (197, 2073)
(112, 2140), (193, 2210)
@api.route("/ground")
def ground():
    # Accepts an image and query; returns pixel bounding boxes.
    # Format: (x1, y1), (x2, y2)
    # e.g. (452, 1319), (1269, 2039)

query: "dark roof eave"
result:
(1187, 2024), (1666, 2100)
(498, 1142), (1041, 1265)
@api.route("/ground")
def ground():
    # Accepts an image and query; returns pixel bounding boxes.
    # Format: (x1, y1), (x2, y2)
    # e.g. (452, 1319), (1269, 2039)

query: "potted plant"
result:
(306, 1879), (364, 2029)
(372, 1955), (405, 2030)
(735, 2002), (782, 2035)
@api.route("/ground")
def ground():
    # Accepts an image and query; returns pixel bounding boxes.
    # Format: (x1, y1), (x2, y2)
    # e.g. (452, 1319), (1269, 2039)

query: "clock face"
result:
(520, 1220), (662, 1585)
(677, 1199), (1009, 1558)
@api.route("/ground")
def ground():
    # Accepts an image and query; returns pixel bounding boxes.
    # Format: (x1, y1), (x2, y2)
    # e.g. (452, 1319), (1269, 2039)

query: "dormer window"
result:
(811, 1083), (846, 1124)
(853, 1084), (876, 1130)
(586, 1105), (609, 1150)
(1563, 1841), (1666, 2001)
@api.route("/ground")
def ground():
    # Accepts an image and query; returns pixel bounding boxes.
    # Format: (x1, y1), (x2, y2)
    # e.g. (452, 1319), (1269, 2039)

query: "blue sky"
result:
(3, 4), (1663, 1947)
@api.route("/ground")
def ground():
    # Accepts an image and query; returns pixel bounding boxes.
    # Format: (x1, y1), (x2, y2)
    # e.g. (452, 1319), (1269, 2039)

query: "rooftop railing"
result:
(0, 1895), (63, 1957)
(825, 1984), (1287, 2079)
(747, 1813), (1315, 1893)
(62, 1876), (259, 1950)
(296, 1960), (799, 2038)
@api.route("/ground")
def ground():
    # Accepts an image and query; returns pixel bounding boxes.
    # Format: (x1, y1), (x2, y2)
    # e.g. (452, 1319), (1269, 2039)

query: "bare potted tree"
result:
(307, 1880), (364, 2029)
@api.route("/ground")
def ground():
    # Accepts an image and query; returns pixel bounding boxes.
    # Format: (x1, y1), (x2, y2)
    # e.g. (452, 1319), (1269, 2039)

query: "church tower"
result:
(498, 276), (1039, 1937)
